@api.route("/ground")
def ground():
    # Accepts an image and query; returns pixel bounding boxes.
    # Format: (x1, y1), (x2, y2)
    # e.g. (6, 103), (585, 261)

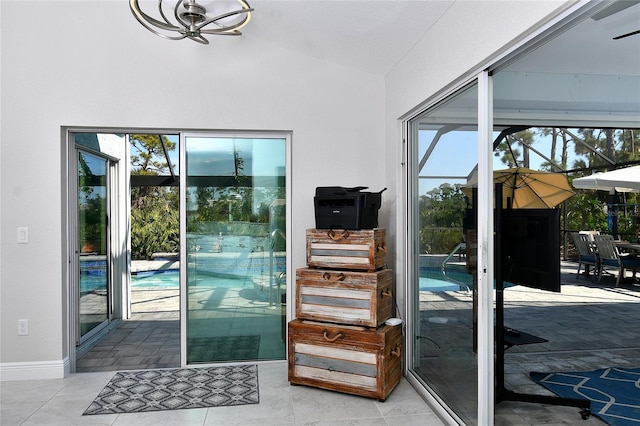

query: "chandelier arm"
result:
(198, 8), (252, 28)
(131, 8), (188, 40)
(158, 0), (177, 28)
(197, 7), (253, 33)
(132, 20), (189, 41)
(173, 0), (193, 30)
(142, 27), (189, 41)
(130, 0), (183, 32)
(199, 30), (242, 36)
(150, 31), (189, 41)
(188, 34), (210, 44)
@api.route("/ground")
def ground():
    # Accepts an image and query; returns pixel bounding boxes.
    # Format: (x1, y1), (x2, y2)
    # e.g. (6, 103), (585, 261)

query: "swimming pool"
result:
(131, 269), (266, 289)
(80, 251), (286, 291)
(131, 268), (470, 291)
(420, 267), (472, 292)
(131, 270), (179, 288)
(85, 259), (472, 291)
(419, 267), (516, 292)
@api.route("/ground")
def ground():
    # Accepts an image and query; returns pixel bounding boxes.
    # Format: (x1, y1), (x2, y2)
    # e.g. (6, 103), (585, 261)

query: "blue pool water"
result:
(132, 270), (179, 288)
(79, 268), (279, 290)
(419, 267), (515, 291)
(133, 269), (471, 291)
(135, 266), (472, 290)
(80, 252), (285, 291)
(131, 270), (265, 288)
(420, 268), (472, 292)
(130, 269), (470, 291)
(83, 261), (471, 291)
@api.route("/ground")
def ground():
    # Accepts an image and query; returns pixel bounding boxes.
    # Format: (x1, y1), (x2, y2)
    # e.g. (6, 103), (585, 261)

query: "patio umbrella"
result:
(463, 167), (575, 209)
(572, 165), (640, 193)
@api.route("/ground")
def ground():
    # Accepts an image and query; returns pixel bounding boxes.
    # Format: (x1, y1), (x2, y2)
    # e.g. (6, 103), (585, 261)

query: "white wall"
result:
(0, 1), (385, 377)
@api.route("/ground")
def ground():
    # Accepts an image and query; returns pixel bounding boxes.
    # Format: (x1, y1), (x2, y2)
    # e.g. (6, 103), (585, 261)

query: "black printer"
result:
(314, 186), (386, 230)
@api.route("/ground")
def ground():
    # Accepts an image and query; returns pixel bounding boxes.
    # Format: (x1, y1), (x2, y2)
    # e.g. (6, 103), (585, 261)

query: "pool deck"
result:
(419, 259), (640, 424)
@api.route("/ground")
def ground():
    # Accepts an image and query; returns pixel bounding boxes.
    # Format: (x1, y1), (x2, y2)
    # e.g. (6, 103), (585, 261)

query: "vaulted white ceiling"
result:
(242, 0), (639, 77)
(504, 0), (640, 76)
(244, 0), (455, 75)
(138, 1), (639, 77)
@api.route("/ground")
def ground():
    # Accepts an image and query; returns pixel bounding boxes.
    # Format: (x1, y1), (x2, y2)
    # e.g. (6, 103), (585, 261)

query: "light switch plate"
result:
(17, 227), (29, 244)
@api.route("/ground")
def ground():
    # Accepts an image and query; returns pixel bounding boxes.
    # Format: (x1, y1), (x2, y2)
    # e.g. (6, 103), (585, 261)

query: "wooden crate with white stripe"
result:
(295, 268), (394, 328)
(306, 228), (386, 272)
(288, 319), (402, 401)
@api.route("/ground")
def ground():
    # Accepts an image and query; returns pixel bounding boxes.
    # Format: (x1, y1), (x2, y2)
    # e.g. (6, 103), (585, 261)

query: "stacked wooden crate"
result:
(288, 228), (402, 401)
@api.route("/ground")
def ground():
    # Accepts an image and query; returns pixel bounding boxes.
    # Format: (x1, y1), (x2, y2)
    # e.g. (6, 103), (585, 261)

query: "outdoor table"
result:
(614, 241), (640, 254)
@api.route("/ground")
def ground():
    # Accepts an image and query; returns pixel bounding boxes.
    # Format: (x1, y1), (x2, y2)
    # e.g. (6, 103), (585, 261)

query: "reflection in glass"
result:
(185, 136), (286, 363)
(78, 151), (109, 339)
(411, 84), (479, 424)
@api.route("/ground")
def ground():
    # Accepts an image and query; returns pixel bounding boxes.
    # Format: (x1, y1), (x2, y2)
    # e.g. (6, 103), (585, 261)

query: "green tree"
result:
(536, 128), (570, 171)
(130, 134), (179, 259)
(418, 183), (467, 254)
(131, 192), (179, 259)
(565, 190), (608, 232)
(494, 129), (536, 168)
(563, 128), (639, 240)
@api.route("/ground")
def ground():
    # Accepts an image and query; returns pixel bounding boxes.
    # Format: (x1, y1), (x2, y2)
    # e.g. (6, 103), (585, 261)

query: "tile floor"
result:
(3, 260), (639, 425)
(0, 362), (444, 425)
(5, 276), (443, 425)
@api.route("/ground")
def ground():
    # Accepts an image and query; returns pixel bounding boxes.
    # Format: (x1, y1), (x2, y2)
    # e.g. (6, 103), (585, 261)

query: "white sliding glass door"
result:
(181, 133), (289, 364)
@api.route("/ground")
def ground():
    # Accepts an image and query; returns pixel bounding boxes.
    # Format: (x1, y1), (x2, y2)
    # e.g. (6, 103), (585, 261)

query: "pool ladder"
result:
(268, 229), (286, 306)
(441, 242), (471, 293)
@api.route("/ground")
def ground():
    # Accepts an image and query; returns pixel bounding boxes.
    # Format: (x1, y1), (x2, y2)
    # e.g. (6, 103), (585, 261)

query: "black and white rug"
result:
(83, 365), (259, 415)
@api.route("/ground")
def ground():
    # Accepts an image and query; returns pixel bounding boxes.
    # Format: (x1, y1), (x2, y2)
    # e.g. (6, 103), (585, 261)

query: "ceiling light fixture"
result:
(130, 0), (253, 44)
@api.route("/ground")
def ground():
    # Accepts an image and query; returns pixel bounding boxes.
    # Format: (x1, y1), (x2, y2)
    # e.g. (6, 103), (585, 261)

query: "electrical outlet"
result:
(18, 319), (29, 336)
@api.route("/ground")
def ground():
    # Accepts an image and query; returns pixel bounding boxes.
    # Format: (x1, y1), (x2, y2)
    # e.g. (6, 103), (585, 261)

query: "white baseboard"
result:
(0, 358), (70, 381)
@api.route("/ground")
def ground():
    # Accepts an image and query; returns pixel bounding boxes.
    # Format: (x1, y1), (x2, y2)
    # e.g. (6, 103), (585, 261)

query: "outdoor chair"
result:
(579, 230), (600, 240)
(571, 232), (598, 278)
(593, 234), (640, 286)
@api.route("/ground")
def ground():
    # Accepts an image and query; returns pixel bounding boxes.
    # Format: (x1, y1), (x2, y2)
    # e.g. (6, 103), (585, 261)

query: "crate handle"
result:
(391, 345), (401, 357)
(323, 272), (346, 282)
(327, 229), (350, 241)
(381, 289), (393, 298)
(377, 243), (387, 253)
(323, 330), (344, 342)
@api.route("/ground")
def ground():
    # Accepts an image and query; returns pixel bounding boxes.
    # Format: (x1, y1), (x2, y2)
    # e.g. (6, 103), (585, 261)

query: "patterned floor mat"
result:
(84, 364), (259, 415)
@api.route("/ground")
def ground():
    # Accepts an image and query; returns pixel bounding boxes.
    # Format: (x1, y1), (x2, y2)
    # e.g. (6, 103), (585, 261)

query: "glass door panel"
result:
(184, 135), (287, 363)
(78, 150), (110, 342)
(410, 83), (479, 424)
